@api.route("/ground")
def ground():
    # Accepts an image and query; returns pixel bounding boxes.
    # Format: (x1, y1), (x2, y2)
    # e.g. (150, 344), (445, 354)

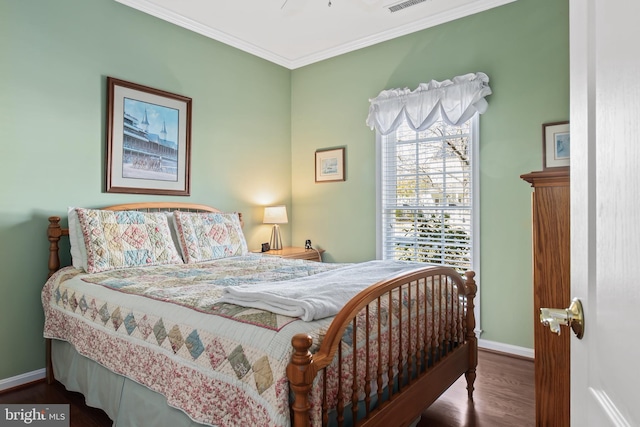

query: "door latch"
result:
(540, 298), (584, 339)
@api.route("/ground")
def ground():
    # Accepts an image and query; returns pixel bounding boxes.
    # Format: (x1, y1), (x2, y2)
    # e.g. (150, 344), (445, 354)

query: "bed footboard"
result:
(287, 267), (477, 427)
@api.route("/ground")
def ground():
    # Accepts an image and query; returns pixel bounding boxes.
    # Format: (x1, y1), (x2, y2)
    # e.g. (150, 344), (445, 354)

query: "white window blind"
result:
(380, 117), (476, 272)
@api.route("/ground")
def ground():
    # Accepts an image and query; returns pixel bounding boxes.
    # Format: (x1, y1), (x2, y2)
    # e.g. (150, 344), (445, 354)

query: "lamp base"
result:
(270, 224), (283, 250)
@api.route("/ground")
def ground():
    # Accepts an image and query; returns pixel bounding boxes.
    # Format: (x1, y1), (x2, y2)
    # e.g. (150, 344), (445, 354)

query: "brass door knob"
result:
(540, 298), (584, 339)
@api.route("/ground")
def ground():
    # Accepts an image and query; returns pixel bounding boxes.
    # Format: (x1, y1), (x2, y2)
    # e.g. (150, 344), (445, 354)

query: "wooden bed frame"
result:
(45, 202), (477, 427)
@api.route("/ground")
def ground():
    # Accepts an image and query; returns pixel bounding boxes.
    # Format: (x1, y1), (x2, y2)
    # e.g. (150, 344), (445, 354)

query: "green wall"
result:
(0, 0), (291, 380)
(0, 0), (568, 381)
(290, 0), (569, 348)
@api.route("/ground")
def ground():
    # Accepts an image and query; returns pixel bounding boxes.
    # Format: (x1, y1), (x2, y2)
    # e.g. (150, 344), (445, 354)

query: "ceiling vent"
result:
(387, 0), (428, 13)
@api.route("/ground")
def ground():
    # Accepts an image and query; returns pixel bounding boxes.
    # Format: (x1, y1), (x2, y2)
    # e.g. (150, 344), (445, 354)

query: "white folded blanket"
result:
(218, 260), (427, 321)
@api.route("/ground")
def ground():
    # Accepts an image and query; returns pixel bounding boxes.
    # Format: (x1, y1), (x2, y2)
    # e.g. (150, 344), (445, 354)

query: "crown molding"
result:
(114, 0), (294, 67)
(115, 0), (517, 70)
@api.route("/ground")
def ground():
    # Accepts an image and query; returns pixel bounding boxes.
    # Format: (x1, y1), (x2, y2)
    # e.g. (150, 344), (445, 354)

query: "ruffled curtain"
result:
(366, 72), (492, 135)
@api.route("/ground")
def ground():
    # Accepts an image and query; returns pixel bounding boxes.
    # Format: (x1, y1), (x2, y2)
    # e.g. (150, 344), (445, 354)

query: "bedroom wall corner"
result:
(290, 0), (569, 352)
(0, 0), (291, 382)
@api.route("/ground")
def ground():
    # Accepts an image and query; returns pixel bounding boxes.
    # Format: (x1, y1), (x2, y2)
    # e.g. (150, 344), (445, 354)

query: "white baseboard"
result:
(0, 369), (46, 392)
(478, 338), (534, 359)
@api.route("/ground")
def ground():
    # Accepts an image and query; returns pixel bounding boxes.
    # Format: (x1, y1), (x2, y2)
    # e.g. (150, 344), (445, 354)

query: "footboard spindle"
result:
(287, 267), (478, 427)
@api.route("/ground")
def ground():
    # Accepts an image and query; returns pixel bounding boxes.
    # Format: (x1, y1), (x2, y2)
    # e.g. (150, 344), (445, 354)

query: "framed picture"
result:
(106, 77), (192, 195)
(315, 147), (345, 183)
(543, 121), (570, 169)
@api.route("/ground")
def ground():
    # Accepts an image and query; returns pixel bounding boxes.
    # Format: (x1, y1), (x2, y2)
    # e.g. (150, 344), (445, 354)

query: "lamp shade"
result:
(263, 206), (288, 224)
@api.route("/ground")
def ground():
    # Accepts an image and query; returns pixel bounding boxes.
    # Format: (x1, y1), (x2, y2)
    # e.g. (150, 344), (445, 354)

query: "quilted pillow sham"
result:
(75, 208), (183, 273)
(172, 211), (248, 263)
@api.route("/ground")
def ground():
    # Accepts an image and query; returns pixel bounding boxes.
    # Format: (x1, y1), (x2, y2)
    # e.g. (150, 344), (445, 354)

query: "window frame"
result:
(375, 114), (481, 333)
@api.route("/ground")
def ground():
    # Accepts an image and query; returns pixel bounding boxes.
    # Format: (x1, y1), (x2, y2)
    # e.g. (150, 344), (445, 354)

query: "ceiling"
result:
(115, 0), (516, 69)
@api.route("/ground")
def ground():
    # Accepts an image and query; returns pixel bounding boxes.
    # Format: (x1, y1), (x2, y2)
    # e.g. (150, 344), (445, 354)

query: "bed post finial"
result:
(48, 216), (63, 278)
(287, 333), (317, 427)
(464, 270), (478, 399)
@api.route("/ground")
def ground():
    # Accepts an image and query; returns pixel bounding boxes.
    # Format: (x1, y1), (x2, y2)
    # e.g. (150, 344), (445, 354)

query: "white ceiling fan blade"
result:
(280, 0), (310, 15)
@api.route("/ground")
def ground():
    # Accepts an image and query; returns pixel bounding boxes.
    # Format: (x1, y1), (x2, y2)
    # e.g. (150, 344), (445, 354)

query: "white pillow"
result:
(68, 207), (88, 271)
(164, 212), (184, 261)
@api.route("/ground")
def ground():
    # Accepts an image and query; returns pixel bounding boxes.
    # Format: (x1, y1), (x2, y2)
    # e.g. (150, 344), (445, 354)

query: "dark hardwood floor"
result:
(0, 349), (533, 426)
(0, 379), (112, 427)
(418, 350), (535, 426)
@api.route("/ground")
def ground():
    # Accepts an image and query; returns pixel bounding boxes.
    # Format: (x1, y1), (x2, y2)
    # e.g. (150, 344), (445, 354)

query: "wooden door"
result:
(521, 170), (570, 426)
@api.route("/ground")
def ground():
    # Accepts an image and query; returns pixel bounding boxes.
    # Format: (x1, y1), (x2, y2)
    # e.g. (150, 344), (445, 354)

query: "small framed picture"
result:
(315, 147), (345, 183)
(543, 121), (570, 169)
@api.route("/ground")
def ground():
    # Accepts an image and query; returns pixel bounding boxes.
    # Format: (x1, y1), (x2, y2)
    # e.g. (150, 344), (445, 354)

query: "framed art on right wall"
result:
(543, 121), (570, 169)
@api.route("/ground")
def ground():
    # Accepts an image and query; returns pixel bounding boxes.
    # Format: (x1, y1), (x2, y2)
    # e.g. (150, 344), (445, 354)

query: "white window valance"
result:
(366, 72), (492, 135)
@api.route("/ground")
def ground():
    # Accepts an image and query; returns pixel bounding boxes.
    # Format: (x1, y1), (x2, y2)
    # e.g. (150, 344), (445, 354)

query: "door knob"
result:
(540, 298), (584, 339)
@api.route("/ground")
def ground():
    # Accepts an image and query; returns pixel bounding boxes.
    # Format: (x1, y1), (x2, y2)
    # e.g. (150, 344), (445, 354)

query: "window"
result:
(368, 73), (489, 337)
(377, 116), (478, 273)
(367, 72), (490, 275)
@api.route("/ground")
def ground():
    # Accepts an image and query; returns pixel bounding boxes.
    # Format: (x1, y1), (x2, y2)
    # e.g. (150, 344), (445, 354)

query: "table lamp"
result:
(263, 205), (288, 250)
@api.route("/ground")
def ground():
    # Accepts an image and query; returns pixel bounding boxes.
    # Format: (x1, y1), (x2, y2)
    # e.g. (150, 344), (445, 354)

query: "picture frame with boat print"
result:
(315, 147), (345, 183)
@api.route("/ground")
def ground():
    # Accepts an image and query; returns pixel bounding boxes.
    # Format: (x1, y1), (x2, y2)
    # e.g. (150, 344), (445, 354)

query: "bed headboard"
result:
(47, 202), (243, 277)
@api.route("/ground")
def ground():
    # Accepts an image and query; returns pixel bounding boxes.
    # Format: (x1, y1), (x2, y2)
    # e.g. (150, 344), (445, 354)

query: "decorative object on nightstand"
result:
(263, 205), (288, 250)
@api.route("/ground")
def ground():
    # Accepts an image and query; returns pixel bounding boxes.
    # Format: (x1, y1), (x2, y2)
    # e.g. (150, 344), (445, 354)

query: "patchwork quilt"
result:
(43, 255), (344, 426)
(42, 255), (460, 426)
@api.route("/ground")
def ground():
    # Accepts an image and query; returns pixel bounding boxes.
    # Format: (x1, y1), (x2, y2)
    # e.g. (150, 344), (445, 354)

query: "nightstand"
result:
(263, 246), (325, 262)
